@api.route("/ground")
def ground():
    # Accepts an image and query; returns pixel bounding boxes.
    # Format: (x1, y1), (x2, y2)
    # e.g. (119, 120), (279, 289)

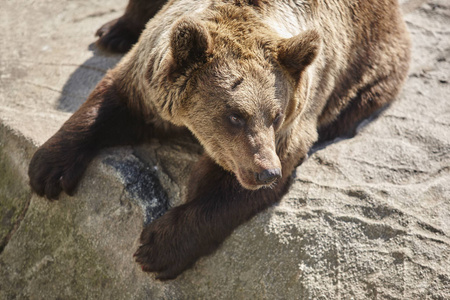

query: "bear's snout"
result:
(255, 168), (281, 185)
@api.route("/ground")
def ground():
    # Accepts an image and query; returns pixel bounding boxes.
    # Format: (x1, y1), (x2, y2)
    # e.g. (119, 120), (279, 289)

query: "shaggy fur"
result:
(29, 0), (410, 279)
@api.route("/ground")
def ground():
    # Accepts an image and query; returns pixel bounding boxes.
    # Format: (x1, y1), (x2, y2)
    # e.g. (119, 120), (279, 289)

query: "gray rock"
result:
(0, 0), (449, 299)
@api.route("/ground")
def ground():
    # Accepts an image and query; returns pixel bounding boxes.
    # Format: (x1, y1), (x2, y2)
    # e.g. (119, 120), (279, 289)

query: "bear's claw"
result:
(133, 208), (199, 280)
(95, 18), (140, 53)
(28, 145), (90, 200)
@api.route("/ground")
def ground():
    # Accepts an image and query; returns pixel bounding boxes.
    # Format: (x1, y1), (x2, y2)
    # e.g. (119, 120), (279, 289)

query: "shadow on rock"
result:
(57, 43), (122, 113)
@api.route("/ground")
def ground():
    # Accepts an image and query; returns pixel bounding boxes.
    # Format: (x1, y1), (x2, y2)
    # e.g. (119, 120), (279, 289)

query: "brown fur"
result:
(29, 0), (410, 279)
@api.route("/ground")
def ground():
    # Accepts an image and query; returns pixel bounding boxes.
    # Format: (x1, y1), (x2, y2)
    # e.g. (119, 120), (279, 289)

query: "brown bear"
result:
(28, 0), (410, 280)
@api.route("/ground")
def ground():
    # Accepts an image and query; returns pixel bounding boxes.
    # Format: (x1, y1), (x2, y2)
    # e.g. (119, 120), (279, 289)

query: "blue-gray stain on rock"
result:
(104, 155), (169, 225)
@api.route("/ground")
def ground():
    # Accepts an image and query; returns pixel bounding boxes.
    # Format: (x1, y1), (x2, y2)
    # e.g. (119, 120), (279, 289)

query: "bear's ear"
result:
(277, 30), (321, 79)
(169, 17), (212, 72)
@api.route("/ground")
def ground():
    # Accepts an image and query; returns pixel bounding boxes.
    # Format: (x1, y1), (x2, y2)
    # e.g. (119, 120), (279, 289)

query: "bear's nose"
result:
(255, 168), (282, 184)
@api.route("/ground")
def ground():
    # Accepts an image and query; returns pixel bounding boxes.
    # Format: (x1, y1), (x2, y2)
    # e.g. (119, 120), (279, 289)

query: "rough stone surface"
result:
(0, 0), (449, 299)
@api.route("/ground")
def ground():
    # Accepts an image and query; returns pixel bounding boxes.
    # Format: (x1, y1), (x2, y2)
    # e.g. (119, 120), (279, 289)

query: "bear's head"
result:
(153, 6), (321, 190)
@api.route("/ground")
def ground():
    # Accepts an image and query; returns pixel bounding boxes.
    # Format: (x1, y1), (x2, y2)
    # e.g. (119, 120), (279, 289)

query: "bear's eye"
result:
(228, 114), (245, 127)
(273, 113), (283, 128)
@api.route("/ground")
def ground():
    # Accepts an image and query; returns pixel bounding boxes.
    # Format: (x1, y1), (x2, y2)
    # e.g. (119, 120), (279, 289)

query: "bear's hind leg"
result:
(96, 0), (168, 53)
(317, 68), (409, 143)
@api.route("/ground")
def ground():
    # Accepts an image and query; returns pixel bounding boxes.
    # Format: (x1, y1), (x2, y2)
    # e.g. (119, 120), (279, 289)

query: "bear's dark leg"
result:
(96, 0), (168, 53)
(134, 154), (293, 280)
(28, 76), (155, 200)
(318, 73), (407, 143)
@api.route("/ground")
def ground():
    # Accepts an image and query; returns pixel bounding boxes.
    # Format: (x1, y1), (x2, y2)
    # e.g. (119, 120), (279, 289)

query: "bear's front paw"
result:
(95, 18), (140, 53)
(28, 146), (90, 200)
(134, 210), (203, 280)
